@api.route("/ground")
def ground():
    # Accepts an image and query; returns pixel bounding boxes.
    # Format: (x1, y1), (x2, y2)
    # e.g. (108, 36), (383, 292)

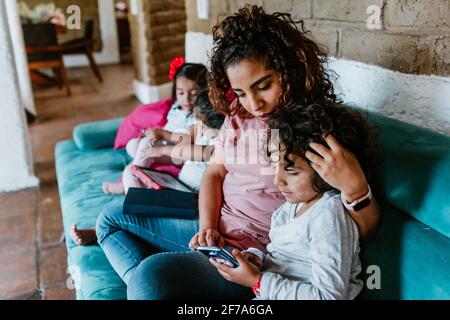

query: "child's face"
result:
(176, 77), (200, 111)
(226, 59), (283, 118)
(271, 147), (321, 205)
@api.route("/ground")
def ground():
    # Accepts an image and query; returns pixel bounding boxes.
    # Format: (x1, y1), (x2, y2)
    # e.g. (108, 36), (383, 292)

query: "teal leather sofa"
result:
(55, 109), (450, 300)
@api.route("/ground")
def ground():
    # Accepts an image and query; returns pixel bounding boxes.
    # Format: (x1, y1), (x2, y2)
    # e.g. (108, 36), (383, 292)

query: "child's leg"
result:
(132, 138), (156, 167)
(102, 137), (141, 195)
(102, 181), (125, 195)
(122, 164), (146, 194)
(126, 138), (141, 158)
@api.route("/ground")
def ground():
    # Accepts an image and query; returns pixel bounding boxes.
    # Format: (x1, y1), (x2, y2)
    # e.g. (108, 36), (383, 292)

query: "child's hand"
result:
(140, 146), (167, 160)
(240, 252), (263, 268)
(145, 129), (161, 144)
(306, 135), (368, 202)
(209, 249), (262, 288)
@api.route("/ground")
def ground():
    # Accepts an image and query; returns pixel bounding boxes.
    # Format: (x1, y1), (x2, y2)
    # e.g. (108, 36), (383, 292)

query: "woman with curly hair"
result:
(124, 5), (381, 299)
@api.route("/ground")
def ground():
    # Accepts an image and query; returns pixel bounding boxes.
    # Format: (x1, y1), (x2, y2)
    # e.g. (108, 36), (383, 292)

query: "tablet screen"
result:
(138, 167), (194, 193)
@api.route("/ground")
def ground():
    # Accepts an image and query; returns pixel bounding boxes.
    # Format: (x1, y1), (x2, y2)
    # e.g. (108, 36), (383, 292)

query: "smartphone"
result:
(197, 246), (239, 268)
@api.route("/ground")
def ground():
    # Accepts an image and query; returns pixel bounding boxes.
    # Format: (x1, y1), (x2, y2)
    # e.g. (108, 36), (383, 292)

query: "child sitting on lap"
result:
(209, 101), (378, 300)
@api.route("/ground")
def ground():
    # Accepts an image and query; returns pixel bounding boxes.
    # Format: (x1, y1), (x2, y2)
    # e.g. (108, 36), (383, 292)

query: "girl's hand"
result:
(145, 129), (161, 144)
(210, 249), (261, 288)
(240, 252), (263, 268)
(189, 228), (225, 250)
(305, 135), (369, 202)
(140, 146), (168, 160)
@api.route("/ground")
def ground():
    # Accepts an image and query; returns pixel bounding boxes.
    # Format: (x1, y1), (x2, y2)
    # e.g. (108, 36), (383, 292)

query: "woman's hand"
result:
(210, 249), (261, 288)
(189, 228), (225, 250)
(305, 135), (369, 202)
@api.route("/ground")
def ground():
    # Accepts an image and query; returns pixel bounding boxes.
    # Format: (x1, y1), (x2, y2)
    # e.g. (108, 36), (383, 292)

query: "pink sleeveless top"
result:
(214, 112), (285, 252)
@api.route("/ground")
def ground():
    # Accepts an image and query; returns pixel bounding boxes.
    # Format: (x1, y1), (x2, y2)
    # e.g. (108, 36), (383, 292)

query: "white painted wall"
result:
(328, 59), (450, 135)
(5, 0), (36, 116)
(0, 1), (39, 192)
(186, 31), (450, 136)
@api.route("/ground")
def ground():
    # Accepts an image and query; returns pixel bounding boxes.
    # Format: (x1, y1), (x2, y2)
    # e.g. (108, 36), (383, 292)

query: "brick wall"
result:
(186, 0), (450, 76)
(129, 0), (186, 86)
(23, 0), (102, 51)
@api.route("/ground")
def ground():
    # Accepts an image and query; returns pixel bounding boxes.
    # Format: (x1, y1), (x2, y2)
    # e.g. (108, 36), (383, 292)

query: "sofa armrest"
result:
(73, 118), (124, 151)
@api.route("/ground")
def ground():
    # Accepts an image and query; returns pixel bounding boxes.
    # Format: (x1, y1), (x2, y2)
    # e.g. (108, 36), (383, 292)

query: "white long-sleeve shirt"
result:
(246, 191), (363, 300)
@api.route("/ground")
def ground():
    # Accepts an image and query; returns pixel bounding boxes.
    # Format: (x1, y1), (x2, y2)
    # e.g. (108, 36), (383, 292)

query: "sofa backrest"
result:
(348, 108), (450, 299)
(364, 110), (450, 239)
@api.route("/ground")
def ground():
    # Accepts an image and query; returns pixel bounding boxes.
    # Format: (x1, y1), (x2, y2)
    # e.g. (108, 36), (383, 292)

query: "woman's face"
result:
(176, 77), (200, 111)
(226, 59), (283, 117)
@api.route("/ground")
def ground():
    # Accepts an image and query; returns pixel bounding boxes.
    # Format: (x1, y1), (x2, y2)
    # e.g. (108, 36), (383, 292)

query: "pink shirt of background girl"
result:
(214, 110), (285, 253)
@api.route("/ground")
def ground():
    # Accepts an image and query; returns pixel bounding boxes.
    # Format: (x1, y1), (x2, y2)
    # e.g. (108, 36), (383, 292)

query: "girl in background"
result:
(103, 58), (207, 195)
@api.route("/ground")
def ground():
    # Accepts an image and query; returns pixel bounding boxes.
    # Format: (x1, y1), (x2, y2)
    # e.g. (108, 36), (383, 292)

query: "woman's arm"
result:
(306, 135), (381, 241)
(189, 163), (228, 249)
(199, 164), (227, 231)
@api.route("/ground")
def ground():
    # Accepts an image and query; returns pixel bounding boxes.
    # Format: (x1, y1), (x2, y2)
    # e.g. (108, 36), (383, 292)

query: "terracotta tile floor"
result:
(0, 64), (141, 300)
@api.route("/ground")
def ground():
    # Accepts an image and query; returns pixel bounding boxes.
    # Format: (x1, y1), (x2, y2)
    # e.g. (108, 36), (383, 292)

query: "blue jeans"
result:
(96, 206), (199, 285)
(127, 251), (254, 300)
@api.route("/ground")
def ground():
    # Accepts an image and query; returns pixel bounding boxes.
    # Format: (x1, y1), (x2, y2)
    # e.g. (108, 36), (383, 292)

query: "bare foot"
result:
(70, 224), (97, 246)
(102, 181), (125, 195)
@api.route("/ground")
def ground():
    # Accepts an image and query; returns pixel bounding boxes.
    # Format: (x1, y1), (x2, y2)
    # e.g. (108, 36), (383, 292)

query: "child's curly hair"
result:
(193, 90), (225, 129)
(268, 101), (378, 194)
(208, 5), (338, 116)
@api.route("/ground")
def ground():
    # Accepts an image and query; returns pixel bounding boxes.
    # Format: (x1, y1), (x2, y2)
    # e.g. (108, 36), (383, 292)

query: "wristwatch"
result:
(341, 185), (372, 212)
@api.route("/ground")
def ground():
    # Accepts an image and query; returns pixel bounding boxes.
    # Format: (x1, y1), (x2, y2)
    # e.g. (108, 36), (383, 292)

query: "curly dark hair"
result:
(193, 90), (225, 129)
(208, 5), (338, 116)
(268, 101), (378, 194)
(172, 63), (208, 100)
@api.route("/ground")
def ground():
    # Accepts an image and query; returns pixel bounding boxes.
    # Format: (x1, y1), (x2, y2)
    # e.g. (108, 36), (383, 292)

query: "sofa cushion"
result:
(114, 97), (174, 150)
(55, 140), (128, 299)
(359, 201), (450, 300)
(73, 118), (124, 151)
(69, 246), (126, 300)
(367, 112), (450, 238)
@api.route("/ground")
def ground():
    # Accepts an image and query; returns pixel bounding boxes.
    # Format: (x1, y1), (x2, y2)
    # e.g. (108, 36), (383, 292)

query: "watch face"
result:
(353, 198), (371, 211)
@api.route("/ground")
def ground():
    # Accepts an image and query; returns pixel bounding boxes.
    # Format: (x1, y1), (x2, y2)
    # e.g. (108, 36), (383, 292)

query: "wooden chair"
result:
(60, 20), (103, 82)
(23, 23), (71, 96)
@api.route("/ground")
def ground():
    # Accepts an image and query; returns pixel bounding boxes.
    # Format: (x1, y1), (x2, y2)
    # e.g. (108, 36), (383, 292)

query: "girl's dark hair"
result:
(172, 63), (208, 100)
(208, 5), (338, 116)
(268, 101), (378, 194)
(193, 90), (226, 129)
